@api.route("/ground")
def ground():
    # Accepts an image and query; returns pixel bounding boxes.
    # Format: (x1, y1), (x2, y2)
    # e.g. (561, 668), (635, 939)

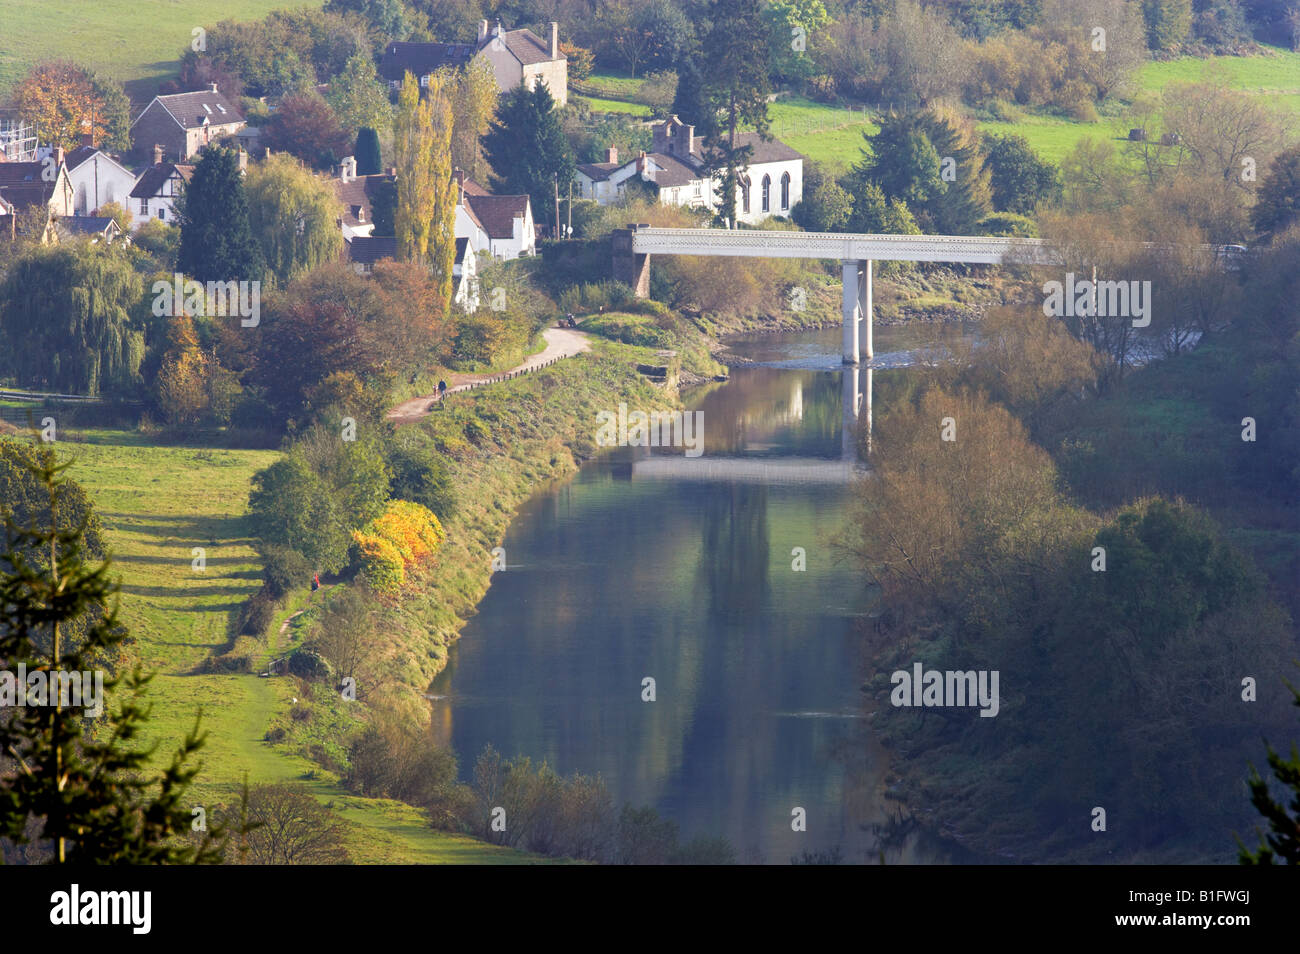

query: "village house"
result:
(333, 156), (395, 241)
(343, 234), (479, 311)
(65, 144), (138, 221)
(130, 85), (245, 162)
(0, 150), (75, 242)
(454, 172), (535, 260)
(127, 145), (195, 227)
(575, 116), (805, 225)
(381, 19), (568, 106)
(55, 215), (126, 245)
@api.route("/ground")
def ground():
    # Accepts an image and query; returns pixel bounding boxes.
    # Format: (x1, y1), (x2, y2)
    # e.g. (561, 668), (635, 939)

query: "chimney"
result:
(80, 132), (94, 147)
(340, 155), (356, 183)
(493, 19), (502, 37)
(685, 123), (695, 156)
(238, 147), (248, 173)
(209, 81), (219, 94)
(478, 19), (489, 42)
(53, 146), (64, 168)
(605, 145), (618, 164)
(637, 150), (646, 173)
(550, 22), (559, 59)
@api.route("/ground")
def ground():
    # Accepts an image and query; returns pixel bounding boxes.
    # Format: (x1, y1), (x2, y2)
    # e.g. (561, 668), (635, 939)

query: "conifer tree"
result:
(177, 146), (265, 283)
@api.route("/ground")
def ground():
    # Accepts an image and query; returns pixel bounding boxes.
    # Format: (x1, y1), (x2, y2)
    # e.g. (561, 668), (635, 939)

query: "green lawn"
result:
(582, 69), (648, 99)
(0, 0), (321, 98)
(575, 94), (652, 117)
(64, 428), (537, 863)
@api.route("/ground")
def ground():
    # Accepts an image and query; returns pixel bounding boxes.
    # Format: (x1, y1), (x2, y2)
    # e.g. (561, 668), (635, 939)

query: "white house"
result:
(578, 116), (805, 226)
(575, 146), (648, 204)
(381, 19), (567, 106)
(65, 145), (138, 222)
(452, 237), (479, 311)
(333, 156), (395, 241)
(454, 174), (535, 260)
(127, 146), (194, 228)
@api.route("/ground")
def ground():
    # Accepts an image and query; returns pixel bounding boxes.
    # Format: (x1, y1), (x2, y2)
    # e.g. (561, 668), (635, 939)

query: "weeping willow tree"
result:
(245, 153), (344, 289)
(0, 243), (144, 396)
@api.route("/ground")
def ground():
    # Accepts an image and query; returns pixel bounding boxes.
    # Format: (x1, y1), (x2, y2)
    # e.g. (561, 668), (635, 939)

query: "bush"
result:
(351, 499), (445, 595)
(236, 589), (278, 636)
(257, 543), (312, 600)
(287, 648), (333, 681)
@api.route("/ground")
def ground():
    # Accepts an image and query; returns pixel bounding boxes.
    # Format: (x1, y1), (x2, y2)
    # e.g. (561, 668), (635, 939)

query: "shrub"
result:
(287, 648), (333, 681)
(351, 499), (445, 595)
(258, 543), (312, 600)
(236, 589), (279, 636)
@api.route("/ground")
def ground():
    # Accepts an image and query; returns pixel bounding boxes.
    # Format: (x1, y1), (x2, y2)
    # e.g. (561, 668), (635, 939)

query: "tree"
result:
(851, 114), (944, 209)
(845, 180), (920, 235)
(0, 244), (144, 396)
(1252, 145), (1300, 237)
(984, 133), (1062, 214)
(670, 55), (709, 128)
(263, 91), (351, 170)
(765, 0), (832, 84)
(13, 62), (112, 152)
(560, 42), (595, 81)
(697, 0), (772, 225)
(325, 52), (393, 141)
(445, 61), (498, 182)
(792, 164), (853, 231)
(355, 127), (382, 176)
(875, 0), (969, 106)
(88, 71), (131, 153)
(222, 784), (349, 864)
(1240, 679), (1300, 865)
(0, 452), (222, 863)
(177, 146), (265, 283)
(483, 82), (574, 228)
(393, 73), (437, 264)
(1144, 0), (1192, 50)
(244, 153), (344, 287)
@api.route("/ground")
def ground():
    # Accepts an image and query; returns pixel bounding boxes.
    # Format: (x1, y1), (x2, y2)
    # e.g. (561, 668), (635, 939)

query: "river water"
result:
(429, 324), (977, 863)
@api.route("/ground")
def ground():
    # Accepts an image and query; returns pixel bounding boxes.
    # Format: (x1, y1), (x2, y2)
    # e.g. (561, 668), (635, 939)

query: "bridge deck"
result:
(628, 227), (1060, 265)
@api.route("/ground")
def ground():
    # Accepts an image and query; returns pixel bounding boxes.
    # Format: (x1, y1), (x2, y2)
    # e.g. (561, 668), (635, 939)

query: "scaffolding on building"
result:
(0, 119), (38, 163)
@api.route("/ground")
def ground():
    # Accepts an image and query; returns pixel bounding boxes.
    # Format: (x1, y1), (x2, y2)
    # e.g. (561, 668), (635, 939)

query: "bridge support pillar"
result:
(841, 261), (860, 365)
(861, 259), (873, 360)
(842, 260), (873, 364)
(612, 227), (650, 298)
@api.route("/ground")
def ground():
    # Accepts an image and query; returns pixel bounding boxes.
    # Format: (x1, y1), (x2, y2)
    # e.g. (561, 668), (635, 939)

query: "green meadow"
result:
(0, 0), (321, 98)
(62, 429), (539, 863)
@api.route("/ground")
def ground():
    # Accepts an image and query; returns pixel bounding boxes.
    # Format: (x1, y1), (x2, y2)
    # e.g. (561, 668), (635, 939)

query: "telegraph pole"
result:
(554, 173), (560, 240)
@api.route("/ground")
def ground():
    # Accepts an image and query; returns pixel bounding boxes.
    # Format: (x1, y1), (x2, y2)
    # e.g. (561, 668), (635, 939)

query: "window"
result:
(780, 172), (791, 211)
(740, 178), (750, 214)
(761, 174), (771, 213)
(158, 208), (166, 221)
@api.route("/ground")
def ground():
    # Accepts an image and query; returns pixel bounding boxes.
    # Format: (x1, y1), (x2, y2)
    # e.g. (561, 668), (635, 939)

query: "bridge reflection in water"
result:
(630, 365), (871, 485)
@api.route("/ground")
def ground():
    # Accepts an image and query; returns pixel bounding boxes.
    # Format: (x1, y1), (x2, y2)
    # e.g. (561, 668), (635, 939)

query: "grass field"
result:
(62, 428), (537, 863)
(976, 48), (1300, 164)
(0, 0), (321, 99)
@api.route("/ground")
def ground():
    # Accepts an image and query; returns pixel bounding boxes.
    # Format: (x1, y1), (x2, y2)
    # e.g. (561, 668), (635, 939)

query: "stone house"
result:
(130, 85), (245, 162)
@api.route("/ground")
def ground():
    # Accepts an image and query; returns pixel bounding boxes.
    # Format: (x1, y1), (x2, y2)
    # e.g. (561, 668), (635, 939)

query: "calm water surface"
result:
(430, 324), (978, 863)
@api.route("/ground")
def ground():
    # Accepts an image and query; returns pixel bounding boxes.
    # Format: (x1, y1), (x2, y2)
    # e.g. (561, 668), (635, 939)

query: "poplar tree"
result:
(393, 73), (436, 265)
(426, 72), (458, 311)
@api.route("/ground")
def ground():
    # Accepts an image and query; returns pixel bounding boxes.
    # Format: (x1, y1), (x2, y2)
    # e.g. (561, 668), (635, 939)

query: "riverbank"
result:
(360, 337), (683, 721)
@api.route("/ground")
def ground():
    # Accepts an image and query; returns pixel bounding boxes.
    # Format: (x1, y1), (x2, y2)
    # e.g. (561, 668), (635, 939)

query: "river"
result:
(429, 324), (979, 863)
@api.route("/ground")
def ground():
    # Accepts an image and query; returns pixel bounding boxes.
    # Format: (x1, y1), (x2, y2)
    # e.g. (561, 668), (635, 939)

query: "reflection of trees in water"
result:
(693, 369), (841, 457)
(699, 484), (770, 621)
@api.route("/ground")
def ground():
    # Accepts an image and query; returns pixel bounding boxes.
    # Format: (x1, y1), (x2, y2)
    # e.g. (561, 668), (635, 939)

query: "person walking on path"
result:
(311, 572), (320, 600)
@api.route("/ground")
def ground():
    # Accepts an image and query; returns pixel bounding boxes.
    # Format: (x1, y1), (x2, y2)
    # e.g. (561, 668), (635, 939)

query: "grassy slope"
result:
(62, 429), (535, 863)
(0, 0), (321, 99)
(976, 48), (1300, 163)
